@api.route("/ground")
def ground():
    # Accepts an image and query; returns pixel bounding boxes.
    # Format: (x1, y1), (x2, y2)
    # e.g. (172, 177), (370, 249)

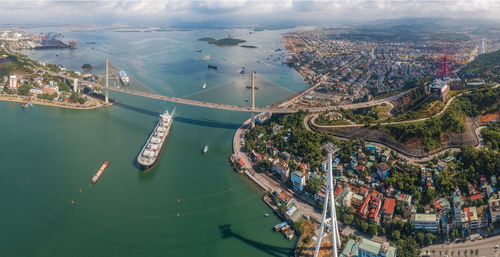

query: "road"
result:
(422, 236), (500, 257)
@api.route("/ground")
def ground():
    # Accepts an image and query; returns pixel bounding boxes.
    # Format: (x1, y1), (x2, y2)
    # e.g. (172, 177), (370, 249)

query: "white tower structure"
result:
(251, 71), (256, 128)
(105, 57), (109, 104)
(314, 143), (341, 257)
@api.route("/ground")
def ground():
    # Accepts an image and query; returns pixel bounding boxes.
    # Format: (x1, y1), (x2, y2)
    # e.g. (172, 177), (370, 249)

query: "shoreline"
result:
(0, 94), (112, 110)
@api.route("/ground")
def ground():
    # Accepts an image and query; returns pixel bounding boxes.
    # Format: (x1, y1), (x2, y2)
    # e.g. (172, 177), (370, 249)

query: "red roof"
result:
(237, 158), (246, 167)
(432, 201), (442, 211)
(335, 186), (343, 197)
(470, 193), (483, 201)
(377, 163), (390, 171)
(383, 198), (396, 215)
(357, 164), (365, 171)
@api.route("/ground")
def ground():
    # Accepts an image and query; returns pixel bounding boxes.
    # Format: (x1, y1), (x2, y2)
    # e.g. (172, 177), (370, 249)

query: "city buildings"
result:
(340, 238), (396, 257)
(412, 213), (440, 232)
(291, 171), (305, 192)
(428, 79), (450, 102)
(9, 75), (17, 89)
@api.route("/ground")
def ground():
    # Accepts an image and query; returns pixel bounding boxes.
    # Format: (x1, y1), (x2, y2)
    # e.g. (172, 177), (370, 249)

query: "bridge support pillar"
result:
(251, 71), (255, 128)
(73, 78), (78, 92)
(105, 57), (109, 104)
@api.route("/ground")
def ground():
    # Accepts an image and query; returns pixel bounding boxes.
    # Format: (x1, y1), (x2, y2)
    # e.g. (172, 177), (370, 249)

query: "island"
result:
(198, 37), (246, 46)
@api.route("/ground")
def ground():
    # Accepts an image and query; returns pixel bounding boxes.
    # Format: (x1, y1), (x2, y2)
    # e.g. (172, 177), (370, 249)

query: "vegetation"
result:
(0, 52), (32, 77)
(16, 83), (31, 96)
(69, 91), (85, 104)
(481, 123), (500, 151)
(82, 64), (93, 72)
(198, 37), (246, 46)
(37, 92), (58, 101)
(383, 87), (500, 151)
(459, 49), (500, 82)
(244, 110), (357, 170)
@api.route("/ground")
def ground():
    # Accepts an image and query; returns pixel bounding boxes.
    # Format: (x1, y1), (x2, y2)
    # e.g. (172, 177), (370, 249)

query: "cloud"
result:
(0, 0), (499, 26)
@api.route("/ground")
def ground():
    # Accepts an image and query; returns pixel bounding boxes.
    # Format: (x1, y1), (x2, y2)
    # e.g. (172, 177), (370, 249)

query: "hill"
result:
(459, 49), (500, 82)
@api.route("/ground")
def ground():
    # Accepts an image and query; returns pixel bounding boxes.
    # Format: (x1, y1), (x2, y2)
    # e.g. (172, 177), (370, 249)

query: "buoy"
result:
(79, 189), (82, 192)
(177, 198), (180, 203)
(71, 200), (75, 204)
(177, 213), (180, 217)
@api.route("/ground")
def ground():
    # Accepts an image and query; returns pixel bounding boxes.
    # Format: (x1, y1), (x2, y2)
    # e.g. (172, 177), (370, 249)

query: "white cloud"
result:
(0, 0), (498, 25)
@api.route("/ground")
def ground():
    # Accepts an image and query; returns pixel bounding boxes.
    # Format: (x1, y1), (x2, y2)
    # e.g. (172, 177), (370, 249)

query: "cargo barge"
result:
(91, 161), (109, 183)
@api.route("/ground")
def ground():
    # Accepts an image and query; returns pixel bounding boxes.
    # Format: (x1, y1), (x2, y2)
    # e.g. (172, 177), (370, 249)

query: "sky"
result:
(0, 0), (499, 27)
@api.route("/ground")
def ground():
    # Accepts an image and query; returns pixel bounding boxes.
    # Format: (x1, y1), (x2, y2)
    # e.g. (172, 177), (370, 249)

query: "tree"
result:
(17, 83), (31, 95)
(474, 249), (478, 256)
(368, 224), (377, 236)
(397, 236), (420, 257)
(257, 160), (271, 172)
(305, 177), (323, 195)
(343, 214), (354, 226)
(395, 201), (405, 215)
(293, 218), (306, 235)
(391, 230), (401, 240)
(416, 232), (425, 245)
(424, 233), (436, 245)
(82, 63), (93, 72)
(360, 221), (369, 233)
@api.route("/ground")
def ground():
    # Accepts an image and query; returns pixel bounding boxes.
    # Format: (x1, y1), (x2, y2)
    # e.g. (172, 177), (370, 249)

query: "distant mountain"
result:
(358, 17), (500, 33)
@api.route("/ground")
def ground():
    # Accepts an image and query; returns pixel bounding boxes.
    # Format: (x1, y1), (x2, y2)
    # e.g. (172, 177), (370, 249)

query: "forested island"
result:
(198, 37), (246, 46)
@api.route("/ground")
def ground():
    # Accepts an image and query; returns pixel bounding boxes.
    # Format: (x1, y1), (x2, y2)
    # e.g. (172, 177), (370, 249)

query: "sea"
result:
(0, 27), (308, 257)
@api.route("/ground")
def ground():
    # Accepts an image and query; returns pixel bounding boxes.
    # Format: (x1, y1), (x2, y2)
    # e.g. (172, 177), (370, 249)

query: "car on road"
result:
(495, 245), (499, 249)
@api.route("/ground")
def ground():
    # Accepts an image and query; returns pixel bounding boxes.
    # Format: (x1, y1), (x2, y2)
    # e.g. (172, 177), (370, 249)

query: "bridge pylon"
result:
(251, 71), (255, 128)
(105, 57), (109, 104)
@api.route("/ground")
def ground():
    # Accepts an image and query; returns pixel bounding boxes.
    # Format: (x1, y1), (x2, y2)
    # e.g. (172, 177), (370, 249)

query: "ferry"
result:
(119, 70), (130, 86)
(91, 161), (109, 183)
(137, 110), (173, 171)
(202, 145), (208, 154)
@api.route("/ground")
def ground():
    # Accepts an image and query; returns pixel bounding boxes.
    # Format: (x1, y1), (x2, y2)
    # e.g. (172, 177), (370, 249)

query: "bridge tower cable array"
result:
(251, 71), (256, 128)
(314, 143), (341, 257)
(105, 57), (109, 104)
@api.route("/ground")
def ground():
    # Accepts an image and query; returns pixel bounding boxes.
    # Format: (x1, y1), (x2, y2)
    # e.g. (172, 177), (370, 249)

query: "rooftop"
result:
(413, 213), (437, 222)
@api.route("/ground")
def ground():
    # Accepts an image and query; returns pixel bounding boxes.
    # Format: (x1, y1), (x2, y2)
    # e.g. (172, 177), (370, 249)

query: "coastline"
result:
(0, 94), (111, 110)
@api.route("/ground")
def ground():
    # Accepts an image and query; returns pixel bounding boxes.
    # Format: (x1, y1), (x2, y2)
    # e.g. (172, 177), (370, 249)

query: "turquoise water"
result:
(0, 28), (308, 257)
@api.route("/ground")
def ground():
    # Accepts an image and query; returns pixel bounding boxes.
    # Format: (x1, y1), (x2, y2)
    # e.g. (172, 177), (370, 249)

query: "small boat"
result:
(202, 55), (211, 61)
(208, 64), (218, 70)
(21, 103), (28, 108)
(264, 213), (269, 217)
(195, 50), (202, 52)
(202, 82), (206, 89)
(202, 145), (208, 154)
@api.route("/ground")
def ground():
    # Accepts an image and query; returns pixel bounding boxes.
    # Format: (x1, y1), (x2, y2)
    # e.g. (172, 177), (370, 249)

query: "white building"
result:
(489, 197), (500, 223)
(412, 213), (440, 232)
(9, 75), (17, 89)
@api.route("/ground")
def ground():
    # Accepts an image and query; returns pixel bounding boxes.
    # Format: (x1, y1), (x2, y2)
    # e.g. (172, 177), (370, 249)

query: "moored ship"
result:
(119, 70), (130, 86)
(91, 161), (109, 183)
(137, 110), (173, 171)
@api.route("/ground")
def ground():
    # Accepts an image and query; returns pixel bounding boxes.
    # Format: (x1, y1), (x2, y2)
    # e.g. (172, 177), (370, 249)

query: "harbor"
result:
(1, 27), (307, 257)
